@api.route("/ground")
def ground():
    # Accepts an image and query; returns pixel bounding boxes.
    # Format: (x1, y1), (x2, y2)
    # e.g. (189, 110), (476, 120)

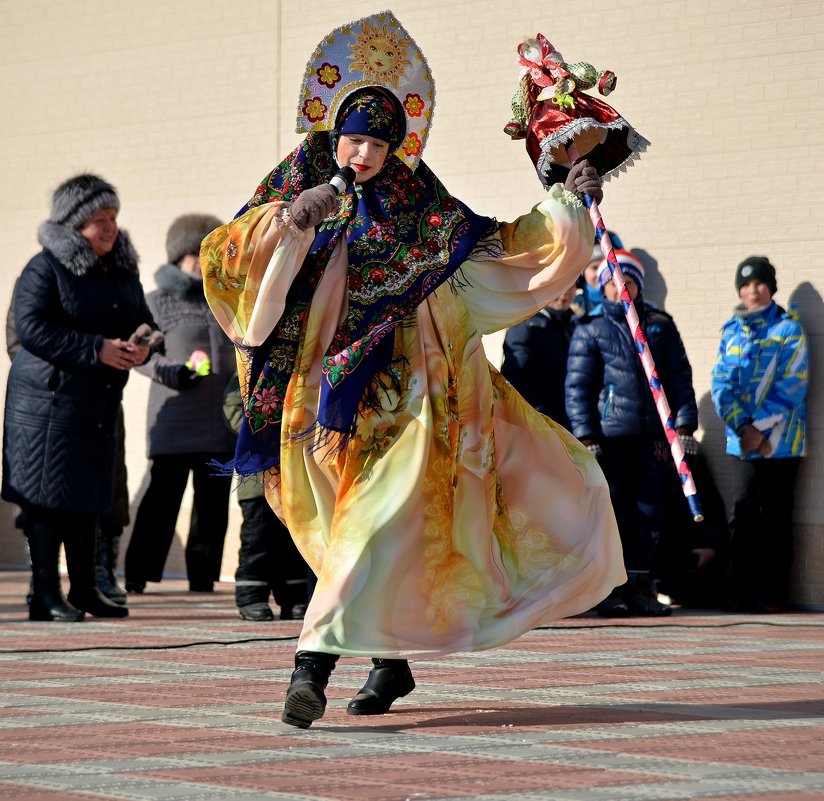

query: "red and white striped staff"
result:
(567, 142), (703, 522)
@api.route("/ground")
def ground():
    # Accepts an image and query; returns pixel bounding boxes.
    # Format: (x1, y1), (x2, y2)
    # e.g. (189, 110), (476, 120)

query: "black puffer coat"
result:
(564, 298), (697, 442)
(136, 264), (237, 458)
(2, 223), (155, 513)
(501, 306), (576, 429)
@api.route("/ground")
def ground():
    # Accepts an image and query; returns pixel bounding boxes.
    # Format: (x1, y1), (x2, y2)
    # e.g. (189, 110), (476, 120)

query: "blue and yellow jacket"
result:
(711, 301), (807, 459)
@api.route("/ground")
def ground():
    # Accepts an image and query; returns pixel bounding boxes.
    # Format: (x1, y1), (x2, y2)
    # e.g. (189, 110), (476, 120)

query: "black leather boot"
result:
(346, 658), (416, 715)
(624, 573), (672, 617)
(65, 521), (128, 619)
(67, 585), (129, 618)
(596, 585), (630, 618)
(281, 650), (339, 728)
(25, 513), (83, 622)
(95, 522), (126, 605)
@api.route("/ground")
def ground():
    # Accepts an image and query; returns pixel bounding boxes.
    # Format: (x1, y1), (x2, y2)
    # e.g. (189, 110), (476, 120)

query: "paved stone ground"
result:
(1, 569), (823, 801)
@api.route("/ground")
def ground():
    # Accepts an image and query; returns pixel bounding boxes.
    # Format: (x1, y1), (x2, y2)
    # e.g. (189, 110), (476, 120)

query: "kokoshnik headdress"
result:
(504, 33), (649, 186)
(296, 10), (435, 171)
(216, 11), (491, 476)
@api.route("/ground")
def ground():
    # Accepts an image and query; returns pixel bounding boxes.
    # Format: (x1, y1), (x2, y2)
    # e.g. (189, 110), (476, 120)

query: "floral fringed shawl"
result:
(201, 131), (492, 475)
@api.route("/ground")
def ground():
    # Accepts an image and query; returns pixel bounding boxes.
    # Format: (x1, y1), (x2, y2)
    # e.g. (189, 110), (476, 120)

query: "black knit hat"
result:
(166, 213), (223, 265)
(49, 173), (120, 229)
(735, 256), (777, 294)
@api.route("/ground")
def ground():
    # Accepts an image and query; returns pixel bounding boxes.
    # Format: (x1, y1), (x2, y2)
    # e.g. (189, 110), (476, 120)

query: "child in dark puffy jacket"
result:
(501, 284), (578, 429)
(565, 250), (698, 617)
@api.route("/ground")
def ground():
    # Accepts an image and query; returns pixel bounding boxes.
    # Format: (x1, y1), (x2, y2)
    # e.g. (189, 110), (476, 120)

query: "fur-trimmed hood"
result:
(37, 221), (139, 277)
(154, 263), (203, 298)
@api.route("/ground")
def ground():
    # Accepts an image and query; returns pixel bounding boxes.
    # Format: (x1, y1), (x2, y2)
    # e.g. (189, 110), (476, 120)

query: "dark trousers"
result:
(729, 456), (801, 607)
(125, 453), (233, 587)
(235, 496), (311, 609)
(600, 435), (668, 574)
(654, 450), (729, 608)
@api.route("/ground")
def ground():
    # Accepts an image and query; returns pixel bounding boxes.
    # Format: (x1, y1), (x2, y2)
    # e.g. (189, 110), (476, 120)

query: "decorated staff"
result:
(505, 34), (704, 522)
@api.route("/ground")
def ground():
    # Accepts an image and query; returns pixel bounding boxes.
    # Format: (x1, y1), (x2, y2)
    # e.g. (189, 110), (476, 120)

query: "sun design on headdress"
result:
(348, 22), (411, 89)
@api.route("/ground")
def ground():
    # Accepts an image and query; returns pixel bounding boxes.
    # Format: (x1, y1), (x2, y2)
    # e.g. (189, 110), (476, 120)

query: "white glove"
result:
(678, 433), (699, 456)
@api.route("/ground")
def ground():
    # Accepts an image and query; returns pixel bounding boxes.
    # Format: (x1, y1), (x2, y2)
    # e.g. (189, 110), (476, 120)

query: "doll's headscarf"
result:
(230, 118), (492, 475)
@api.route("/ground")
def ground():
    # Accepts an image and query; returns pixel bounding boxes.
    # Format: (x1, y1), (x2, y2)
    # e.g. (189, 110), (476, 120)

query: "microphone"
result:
(328, 166), (356, 194)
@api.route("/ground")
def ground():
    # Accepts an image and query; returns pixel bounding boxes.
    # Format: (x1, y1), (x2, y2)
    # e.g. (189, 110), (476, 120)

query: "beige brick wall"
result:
(2, 1), (822, 605)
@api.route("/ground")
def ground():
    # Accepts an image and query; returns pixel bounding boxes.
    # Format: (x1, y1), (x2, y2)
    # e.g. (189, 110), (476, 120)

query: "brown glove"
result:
(564, 160), (603, 203)
(129, 323), (164, 349)
(289, 184), (339, 230)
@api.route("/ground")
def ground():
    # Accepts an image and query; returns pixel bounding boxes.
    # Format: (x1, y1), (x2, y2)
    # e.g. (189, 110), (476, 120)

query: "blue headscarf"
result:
(335, 89), (403, 150)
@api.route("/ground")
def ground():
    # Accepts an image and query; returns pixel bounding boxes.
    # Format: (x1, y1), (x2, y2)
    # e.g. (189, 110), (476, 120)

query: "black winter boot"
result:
(624, 573), (672, 617)
(346, 659), (416, 716)
(25, 517), (83, 623)
(238, 602), (275, 621)
(95, 523), (127, 605)
(281, 650), (339, 728)
(596, 585), (630, 618)
(65, 522), (128, 619)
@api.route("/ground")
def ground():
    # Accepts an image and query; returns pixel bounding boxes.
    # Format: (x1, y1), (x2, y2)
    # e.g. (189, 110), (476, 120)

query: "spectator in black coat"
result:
(7, 279), (130, 606)
(501, 284), (577, 429)
(2, 174), (158, 621)
(565, 250), (698, 617)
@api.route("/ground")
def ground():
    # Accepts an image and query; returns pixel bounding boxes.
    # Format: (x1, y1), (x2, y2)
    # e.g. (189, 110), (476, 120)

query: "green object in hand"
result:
(186, 350), (211, 376)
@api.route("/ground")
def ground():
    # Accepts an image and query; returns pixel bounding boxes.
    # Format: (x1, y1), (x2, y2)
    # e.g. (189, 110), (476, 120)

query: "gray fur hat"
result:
(49, 173), (120, 229)
(166, 213), (222, 265)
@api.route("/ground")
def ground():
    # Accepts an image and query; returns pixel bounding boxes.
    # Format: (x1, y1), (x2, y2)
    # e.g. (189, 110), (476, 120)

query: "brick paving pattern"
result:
(1, 570), (823, 801)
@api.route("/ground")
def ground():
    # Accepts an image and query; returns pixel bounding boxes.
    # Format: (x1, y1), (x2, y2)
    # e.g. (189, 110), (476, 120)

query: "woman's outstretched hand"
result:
(289, 184), (339, 230)
(564, 160), (603, 203)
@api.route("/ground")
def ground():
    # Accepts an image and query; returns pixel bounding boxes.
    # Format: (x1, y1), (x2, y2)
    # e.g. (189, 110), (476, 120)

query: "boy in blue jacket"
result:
(712, 256), (807, 612)
(566, 250), (698, 616)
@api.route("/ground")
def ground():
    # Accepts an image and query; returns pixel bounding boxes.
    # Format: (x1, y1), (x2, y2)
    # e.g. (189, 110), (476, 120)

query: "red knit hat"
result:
(597, 250), (644, 293)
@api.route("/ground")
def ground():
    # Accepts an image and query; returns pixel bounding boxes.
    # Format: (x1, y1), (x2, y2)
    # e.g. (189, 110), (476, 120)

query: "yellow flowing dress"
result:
(202, 183), (625, 657)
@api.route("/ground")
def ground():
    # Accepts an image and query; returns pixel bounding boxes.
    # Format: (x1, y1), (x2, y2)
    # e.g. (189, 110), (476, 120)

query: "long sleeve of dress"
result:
(459, 185), (594, 334)
(200, 202), (315, 348)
